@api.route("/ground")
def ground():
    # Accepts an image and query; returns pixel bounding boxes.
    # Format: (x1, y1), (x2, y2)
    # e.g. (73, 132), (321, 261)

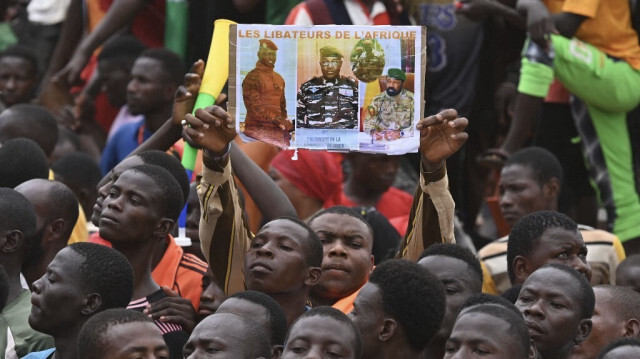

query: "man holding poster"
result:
(297, 45), (358, 130)
(242, 39), (292, 148)
(364, 68), (414, 141)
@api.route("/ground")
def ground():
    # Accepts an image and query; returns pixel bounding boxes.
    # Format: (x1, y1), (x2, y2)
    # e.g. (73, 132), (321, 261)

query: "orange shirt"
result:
(545, 0), (640, 69)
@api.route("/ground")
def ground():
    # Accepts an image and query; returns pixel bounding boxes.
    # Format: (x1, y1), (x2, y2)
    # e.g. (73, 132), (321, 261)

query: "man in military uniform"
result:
(297, 46), (359, 129)
(242, 39), (292, 148)
(364, 68), (414, 141)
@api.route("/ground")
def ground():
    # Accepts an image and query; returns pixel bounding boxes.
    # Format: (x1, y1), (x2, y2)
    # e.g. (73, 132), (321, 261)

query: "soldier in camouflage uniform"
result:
(364, 68), (414, 141)
(297, 46), (359, 129)
(242, 39), (292, 148)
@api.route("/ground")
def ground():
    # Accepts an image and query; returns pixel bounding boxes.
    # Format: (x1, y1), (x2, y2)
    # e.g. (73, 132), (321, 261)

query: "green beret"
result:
(320, 45), (343, 58)
(387, 68), (406, 81)
(259, 39), (278, 50)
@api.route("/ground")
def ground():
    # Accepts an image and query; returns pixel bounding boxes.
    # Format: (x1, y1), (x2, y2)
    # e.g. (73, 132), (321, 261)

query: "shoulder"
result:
(401, 89), (414, 98)
(179, 253), (208, 276)
(300, 77), (322, 91)
(339, 76), (358, 86)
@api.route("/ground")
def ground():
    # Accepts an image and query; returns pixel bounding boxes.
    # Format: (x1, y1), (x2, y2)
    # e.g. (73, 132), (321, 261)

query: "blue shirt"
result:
(99, 118), (153, 175)
(22, 347), (55, 358)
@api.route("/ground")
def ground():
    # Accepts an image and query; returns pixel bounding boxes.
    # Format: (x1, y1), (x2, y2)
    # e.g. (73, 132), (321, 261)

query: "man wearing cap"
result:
(242, 39), (292, 148)
(297, 45), (359, 129)
(364, 68), (414, 141)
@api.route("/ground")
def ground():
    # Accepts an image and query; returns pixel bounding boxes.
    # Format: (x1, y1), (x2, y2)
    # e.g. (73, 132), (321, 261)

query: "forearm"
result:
(130, 119), (182, 157)
(44, 0), (84, 78)
(229, 143), (296, 221)
(552, 12), (586, 38)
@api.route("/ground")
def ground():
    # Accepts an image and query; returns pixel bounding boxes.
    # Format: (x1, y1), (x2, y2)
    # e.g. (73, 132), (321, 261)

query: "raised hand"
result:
(172, 60), (204, 126)
(416, 109), (469, 171)
(143, 286), (198, 333)
(183, 105), (236, 155)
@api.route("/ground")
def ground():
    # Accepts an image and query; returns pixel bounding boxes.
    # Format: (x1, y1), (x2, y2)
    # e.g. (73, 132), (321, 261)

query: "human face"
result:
(268, 167), (317, 217)
(183, 313), (259, 359)
(216, 298), (271, 341)
(99, 170), (167, 244)
(283, 315), (358, 359)
(101, 322), (169, 359)
(570, 287), (627, 359)
(348, 153), (400, 195)
(127, 57), (173, 116)
(615, 265), (640, 294)
(98, 60), (131, 108)
(444, 311), (526, 359)
(185, 183), (203, 259)
(0, 56), (36, 106)
(245, 219), (314, 294)
(601, 345), (640, 359)
(92, 156), (144, 226)
(385, 77), (402, 97)
(516, 267), (590, 357)
(418, 255), (480, 342)
(349, 282), (384, 358)
(309, 213), (373, 301)
(197, 268), (227, 320)
(499, 164), (555, 227)
(29, 247), (86, 335)
(258, 48), (277, 67)
(320, 57), (342, 81)
(520, 227), (591, 283)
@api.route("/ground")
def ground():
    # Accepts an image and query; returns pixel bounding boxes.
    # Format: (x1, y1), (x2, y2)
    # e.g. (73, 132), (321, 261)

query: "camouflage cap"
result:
(319, 45), (343, 58)
(259, 39), (278, 50)
(387, 68), (406, 81)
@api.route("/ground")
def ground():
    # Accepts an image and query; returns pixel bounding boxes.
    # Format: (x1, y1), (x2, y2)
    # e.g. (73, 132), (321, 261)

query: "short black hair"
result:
(128, 165), (184, 221)
(0, 265), (9, 311)
(137, 150), (189, 206)
(52, 152), (102, 193)
(352, 206), (400, 264)
(138, 48), (184, 85)
(77, 309), (154, 358)
(229, 290), (288, 346)
(596, 338), (640, 359)
(55, 127), (82, 152)
(0, 104), (59, 156)
(616, 254), (640, 280)
(68, 243), (134, 310)
(460, 304), (531, 358)
(368, 259), (446, 352)
(594, 285), (640, 322)
(0, 138), (49, 188)
(507, 210), (579, 283)
(272, 216), (323, 267)
(458, 293), (522, 317)
(308, 205), (374, 241)
(535, 264), (595, 319)
(97, 35), (146, 65)
(0, 188), (36, 241)
(419, 243), (483, 288)
(289, 306), (362, 359)
(505, 146), (563, 186)
(502, 284), (523, 304)
(0, 44), (39, 77)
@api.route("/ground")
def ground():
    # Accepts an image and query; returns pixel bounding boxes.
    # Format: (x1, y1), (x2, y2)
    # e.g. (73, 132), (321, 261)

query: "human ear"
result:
(542, 178), (560, 199)
(573, 319), (592, 345)
(81, 293), (102, 315)
(270, 345), (283, 359)
(528, 339), (538, 359)
(378, 318), (397, 342)
(49, 218), (65, 238)
(512, 255), (532, 285)
(624, 318), (640, 338)
(304, 267), (321, 286)
(1, 230), (23, 253)
(154, 218), (174, 238)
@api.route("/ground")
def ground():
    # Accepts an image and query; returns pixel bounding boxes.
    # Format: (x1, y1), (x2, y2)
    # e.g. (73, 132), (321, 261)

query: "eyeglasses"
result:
(320, 60), (341, 67)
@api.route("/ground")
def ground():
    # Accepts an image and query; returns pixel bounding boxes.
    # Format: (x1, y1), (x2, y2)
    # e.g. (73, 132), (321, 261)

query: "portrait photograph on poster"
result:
(228, 24), (426, 155)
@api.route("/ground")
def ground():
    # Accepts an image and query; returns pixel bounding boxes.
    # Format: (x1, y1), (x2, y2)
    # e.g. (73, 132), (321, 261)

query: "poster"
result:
(229, 24), (426, 154)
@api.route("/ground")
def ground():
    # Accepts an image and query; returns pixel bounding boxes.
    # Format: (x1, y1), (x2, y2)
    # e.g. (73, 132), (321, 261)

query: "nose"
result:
(499, 188), (512, 208)
(327, 240), (348, 258)
(31, 276), (43, 294)
(303, 347), (322, 359)
(256, 242), (274, 258)
(200, 284), (217, 303)
(104, 193), (122, 211)
(571, 256), (592, 281)
(5, 77), (16, 90)
(523, 299), (545, 319)
(126, 79), (137, 94)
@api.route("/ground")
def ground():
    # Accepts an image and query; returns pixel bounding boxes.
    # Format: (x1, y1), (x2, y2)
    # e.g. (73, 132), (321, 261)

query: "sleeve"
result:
(296, 86), (307, 127)
(198, 158), (253, 295)
(242, 72), (275, 122)
(562, 0), (600, 18)
(397, 163), (456, 261)
(99, 137), (119, 175)
(611, 235), (626, 284)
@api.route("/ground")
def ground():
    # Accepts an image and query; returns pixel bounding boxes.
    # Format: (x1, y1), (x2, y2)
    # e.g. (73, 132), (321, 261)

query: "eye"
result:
(280, 244), (293, 251)
(556, 252), (569, 259)
(518, 295), (533, 303)
(206, 346), (221, 353)
(473, 347), (490, 355)
(291, 346), (307, 354)
(108, 189), (118, 198)
(348, 241), (362, 249)
(550, 301), (565, 309)
(445, 287), (459, 295)
(444, 342), (458, 353)
(251, 240), (265, 248)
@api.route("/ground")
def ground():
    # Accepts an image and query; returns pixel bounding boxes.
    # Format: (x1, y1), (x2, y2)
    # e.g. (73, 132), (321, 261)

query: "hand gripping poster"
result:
(229, 24), (426, 155)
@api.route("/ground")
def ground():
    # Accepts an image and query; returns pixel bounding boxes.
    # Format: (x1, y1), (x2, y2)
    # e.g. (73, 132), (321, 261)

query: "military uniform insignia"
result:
(339, 88), (354, 97)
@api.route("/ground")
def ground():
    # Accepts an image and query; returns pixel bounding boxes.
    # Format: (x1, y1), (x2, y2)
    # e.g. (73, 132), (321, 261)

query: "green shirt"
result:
(0, 290), (54, 358)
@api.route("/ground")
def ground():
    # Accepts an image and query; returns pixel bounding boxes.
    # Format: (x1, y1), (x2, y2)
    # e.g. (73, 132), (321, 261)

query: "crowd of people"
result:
(0, 0), (640, 358)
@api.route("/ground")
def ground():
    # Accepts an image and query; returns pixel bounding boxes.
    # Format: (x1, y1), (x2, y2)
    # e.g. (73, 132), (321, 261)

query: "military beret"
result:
(319, 45), (343, 58)
(387, 68), (406, 81)
(259, 39), (278, 50)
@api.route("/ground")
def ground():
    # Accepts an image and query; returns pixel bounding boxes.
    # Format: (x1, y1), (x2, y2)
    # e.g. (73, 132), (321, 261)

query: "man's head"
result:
(99, 165), (183, 247)
(418, 244), (483, 343)
(507, 210), (591, 285)
(597, 338), (640, 359)
(500, 147), (563, 226)
(0, 265), (8, 311)
(244, 216), (322, 296)
(515, 264), (594, 358)
(0, 188), (36, 270)
(345, 153), (401, 196)
(385, 68), (405, 97)
(126, 48), (183, 116)
(351, 259), (445, 357)
(197, 267), (227, 320)
(0, 104), (58, 156)
(0, 138), (49, 188)
(307, 206), (374, 303)
(257, 39), (278, 67)
(319, 45), (343, 81)
(445, 304), (533, 359)
(97, 35), (146, 107)
(571, 285), (640, 359)
(0, 45), (38, 107)
(49, 127), (82, 164)
(283, 306), (362, 359)
(183, 313), (271, 359)
(52, 152), (102, 217)
(615, 254), (640, 294)
(29, 243), (134, 336)
(78, 308), (168, 359)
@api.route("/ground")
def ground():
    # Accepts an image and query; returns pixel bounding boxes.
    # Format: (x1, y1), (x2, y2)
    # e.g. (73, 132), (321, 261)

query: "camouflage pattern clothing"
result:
(297, 76), (359, 129)
(364, 88), (414, 134)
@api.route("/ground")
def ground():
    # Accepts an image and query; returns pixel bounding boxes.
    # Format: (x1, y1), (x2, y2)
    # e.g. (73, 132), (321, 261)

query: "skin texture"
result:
(126, 57), (174, 117)
(444, 311), (527, 359)
(309, 213), (374, 304)
(97, 60), (130, 108)
(345, 153), (401, 203)
(0, 56), (37, 107)
(100, 322), (169, 359)
(215, 298), (270, 340)
(516, 267), (592, 359)
(282, 316), (358, 359)
(197, 268), (227, 320)
(185, 182), (204, 259)
(182, 313), (264, 359)
(384, 77), (403, 97)
(499, 164), (558, 227)
(349, 282), (384, 359)
(320, 56), (342, 81)
(268, 167), (322, 220)
(92, 155), (144, 226)
(615, 265), (640, 294)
